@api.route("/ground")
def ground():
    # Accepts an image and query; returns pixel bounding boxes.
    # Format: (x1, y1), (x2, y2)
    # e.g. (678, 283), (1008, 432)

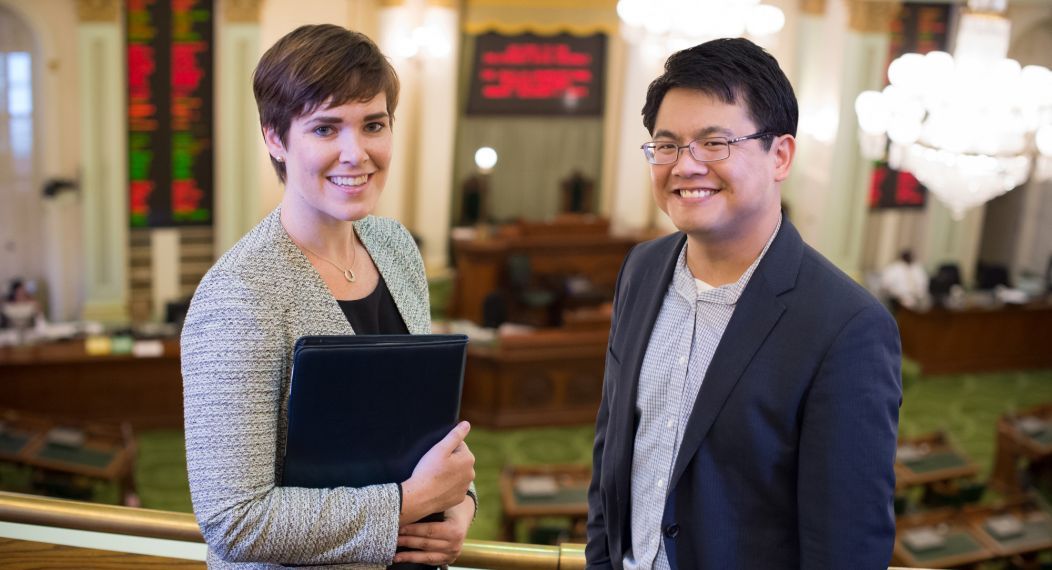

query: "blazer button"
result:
(664, 524), (680, 538)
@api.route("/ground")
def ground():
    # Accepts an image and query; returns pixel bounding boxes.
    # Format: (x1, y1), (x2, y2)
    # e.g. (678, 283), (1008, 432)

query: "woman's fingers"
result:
(394, 519), (467, 564)
(393, 549), (458, 565)
(397, 535), (450, 551)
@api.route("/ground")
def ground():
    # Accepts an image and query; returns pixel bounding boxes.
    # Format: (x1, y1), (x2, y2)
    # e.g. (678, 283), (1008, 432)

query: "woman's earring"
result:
(275, 156), (285, 163)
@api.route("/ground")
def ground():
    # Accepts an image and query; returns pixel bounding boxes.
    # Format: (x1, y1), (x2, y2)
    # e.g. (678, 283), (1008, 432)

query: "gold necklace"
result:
(299, 237), (359, 283)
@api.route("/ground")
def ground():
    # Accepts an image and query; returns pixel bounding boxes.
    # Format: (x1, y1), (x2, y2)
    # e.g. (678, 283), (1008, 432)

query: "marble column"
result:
(608, 36), (663, 235)
(77, 0), (129, 323)
(215, 0), (262, 255)
(377, 0), (459, 272)
(817, 0), (899, 280)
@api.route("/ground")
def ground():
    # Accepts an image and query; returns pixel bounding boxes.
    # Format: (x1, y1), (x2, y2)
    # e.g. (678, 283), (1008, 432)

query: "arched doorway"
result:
(0, 4), (41, 300)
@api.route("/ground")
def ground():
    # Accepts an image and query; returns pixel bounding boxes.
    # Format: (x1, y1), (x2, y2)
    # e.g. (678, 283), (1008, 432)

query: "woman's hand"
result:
(400, 421), (475, 525)
(393, 496), (474, 565)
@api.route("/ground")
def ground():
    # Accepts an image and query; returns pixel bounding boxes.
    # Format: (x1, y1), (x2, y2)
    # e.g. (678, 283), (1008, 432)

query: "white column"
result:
(805, 0), (897, 280)
(215, 2), (262, 254)
(378, 0), (458, 272)
(820, 31), (889, 279)
(783, 0), (842, 246)
(609, 37), (663, 235)
(150, 229), (181, 319)
(42, 192), (82, 321)
(78, 4), (129, 324)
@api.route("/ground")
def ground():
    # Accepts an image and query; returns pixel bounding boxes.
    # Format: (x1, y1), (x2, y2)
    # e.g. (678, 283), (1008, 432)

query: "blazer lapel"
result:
(355, 217), (430, 335)
(668, 221), (804, 489)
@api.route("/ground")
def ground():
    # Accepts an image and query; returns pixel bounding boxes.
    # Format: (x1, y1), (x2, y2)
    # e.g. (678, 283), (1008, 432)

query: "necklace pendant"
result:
(343, 269), (357, 283)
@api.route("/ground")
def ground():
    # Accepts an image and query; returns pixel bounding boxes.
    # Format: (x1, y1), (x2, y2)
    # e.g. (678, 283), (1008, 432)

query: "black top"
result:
(337, 278), (433, 570)
(336, 276), (409, 335)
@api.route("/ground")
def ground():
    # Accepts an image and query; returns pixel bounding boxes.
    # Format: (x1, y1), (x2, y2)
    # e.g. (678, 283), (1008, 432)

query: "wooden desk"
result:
(451, 226), (639, 324)
(895, 302), (1052, 375)
(894, 508), (995, 569)
(0, 339), (183, 429)
(896, 431), (980, 491)
(499, 464), (590, 543)
(965, 497), (1052, 560)
(991, 404), (1052, 496)
(894, 495), (1052, 568)
(461, 330), (608, 428)
(0, 409), (136, 504)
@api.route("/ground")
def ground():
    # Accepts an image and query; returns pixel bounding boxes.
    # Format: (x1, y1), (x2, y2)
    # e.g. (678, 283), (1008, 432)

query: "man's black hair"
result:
(642, 38), (798, 150)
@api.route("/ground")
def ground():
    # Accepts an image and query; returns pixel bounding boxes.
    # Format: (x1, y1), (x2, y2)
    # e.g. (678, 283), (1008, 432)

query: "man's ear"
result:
(772, 134), (796, 182)
(263, 126), (285, 161)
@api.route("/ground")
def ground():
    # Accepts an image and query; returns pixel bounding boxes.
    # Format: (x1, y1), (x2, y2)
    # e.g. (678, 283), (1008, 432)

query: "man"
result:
(880, 249), (929, 310)
(586, 38), (901, 569)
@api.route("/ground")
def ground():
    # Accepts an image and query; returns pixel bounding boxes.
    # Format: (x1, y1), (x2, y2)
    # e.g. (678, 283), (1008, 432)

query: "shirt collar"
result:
(671, 213), (783, 305)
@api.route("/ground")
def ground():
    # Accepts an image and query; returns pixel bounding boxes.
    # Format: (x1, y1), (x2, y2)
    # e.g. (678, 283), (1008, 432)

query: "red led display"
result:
(468, 33), (606, 116)
(126, 0), (213, 227)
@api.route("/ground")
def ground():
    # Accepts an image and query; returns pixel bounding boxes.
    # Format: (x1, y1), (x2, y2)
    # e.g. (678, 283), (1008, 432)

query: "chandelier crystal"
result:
(616, 0), (785, 51)
(854, 0), (1052, 219)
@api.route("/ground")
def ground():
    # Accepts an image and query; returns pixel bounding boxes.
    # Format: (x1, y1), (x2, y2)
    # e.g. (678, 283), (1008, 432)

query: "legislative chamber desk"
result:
(450, 219), (641, 324)
(895, 301), (1052, 375)
(461, 329), (608, 428)
(0, 339), (183, 429)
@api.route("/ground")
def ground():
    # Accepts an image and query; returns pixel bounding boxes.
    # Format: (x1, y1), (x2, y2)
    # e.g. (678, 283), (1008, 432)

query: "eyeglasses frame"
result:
(640, 131), (778, 165)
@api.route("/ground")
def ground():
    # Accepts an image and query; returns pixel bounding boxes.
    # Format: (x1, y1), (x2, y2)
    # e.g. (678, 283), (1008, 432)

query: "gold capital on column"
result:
(76, 0), (119, 22)
(847, 0), (901, 34)
(800, 0), (826, 17)
(224, 0), (263, 23)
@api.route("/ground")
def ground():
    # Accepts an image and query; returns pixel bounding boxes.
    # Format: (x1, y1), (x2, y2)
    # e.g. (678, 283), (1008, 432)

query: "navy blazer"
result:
(586, 220), (901, 569)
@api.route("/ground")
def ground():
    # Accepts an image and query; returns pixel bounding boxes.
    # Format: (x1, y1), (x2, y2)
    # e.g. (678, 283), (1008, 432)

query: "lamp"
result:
(474, 147), (498, 174)
(616, 0), (785, 53)
(854, 0), (1052, 219)
(461, 147), (498, 226)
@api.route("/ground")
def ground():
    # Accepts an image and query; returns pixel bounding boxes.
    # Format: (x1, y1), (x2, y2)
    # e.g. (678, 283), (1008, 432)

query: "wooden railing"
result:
(0, 491), (926, 569)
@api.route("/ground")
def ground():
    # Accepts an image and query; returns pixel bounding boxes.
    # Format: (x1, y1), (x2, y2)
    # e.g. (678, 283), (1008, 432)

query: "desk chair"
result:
(505, 254), (560, 327)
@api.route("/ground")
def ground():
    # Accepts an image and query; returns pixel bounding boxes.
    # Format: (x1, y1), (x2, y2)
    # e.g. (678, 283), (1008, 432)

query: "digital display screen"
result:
(467, 32), (606, 116)
(869, 163), (926, 209)
(127, 0), (213, 227)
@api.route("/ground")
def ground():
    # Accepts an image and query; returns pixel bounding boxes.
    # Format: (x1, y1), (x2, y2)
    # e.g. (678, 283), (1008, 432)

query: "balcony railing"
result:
(0, 491), (925, 569)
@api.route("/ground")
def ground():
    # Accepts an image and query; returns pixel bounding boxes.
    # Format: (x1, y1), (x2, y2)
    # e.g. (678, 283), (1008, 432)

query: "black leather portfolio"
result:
(281, 334), (469, 489)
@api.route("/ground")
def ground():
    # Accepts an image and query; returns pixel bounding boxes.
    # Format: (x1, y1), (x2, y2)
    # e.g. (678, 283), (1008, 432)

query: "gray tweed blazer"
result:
(181, 208), (431, 569)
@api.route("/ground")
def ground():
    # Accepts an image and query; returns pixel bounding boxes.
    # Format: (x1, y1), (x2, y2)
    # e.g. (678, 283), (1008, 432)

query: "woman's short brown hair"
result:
(253, 24), (400, 183)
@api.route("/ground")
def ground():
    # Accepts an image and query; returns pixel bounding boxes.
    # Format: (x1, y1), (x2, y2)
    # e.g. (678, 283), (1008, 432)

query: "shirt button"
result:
(657, 478), (665, 489)
(666, 419), (674, 429)
(678, 356), (686, 365)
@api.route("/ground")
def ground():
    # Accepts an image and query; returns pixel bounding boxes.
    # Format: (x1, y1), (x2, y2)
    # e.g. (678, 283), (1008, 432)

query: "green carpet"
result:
(4, 365), (1050, 544)
(126, 425), (595, 541)
(899, 368), (1052, 480)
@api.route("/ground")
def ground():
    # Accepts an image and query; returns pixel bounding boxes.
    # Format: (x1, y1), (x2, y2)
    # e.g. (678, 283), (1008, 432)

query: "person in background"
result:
(1, 278), (40, 330)
(181, 24), (475, 569)
(586, 38), (901, 569)
(880, 249), (929, 311)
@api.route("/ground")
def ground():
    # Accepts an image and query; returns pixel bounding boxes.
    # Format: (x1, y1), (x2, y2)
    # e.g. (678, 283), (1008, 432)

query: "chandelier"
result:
(616, 0), (785, 52)
(854, 0), (1052, 219)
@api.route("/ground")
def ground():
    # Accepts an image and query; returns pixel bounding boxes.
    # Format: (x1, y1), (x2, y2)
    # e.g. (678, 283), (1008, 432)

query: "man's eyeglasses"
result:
(641, 132), (776, 165)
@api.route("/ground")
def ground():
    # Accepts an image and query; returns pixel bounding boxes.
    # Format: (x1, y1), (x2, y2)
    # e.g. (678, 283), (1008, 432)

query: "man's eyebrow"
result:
(651, 125), (734, 140)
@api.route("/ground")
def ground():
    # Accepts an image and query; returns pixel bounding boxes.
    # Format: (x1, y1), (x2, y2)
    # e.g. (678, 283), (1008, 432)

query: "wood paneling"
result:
(896, 302), (1052, 375)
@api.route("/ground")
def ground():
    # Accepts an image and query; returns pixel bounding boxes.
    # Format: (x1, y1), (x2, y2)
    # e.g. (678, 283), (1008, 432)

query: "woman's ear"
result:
(263, 126), (286, 162)
(772, 134), (796, 182)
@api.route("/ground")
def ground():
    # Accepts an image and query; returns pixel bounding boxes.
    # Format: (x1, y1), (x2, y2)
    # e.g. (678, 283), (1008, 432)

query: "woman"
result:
(181, 25), (475, 569)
